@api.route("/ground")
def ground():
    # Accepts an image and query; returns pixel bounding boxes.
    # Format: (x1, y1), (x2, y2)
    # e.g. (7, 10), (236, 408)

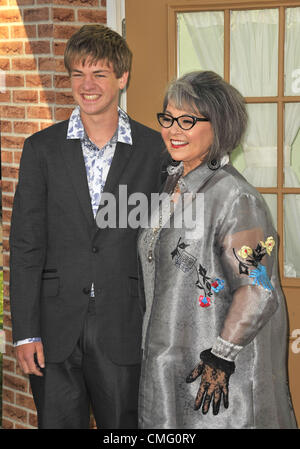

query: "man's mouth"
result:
(81, 94), (100, 101)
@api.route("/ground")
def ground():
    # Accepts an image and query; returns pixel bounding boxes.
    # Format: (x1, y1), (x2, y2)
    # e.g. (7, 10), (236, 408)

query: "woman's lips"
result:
(170, 139), (188, 149)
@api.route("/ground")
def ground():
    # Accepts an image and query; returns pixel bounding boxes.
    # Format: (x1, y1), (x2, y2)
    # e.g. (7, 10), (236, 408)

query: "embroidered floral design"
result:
(195, 265), (225, 307)
(171, 237), (196, 273)
(211, 278), (225, 293)
(233, 236), (275, 291)
(260, 236), (275, 256)
(198, 295), (211, 308)
(171, 237), (225, 308)
(238, 246), (253, 259)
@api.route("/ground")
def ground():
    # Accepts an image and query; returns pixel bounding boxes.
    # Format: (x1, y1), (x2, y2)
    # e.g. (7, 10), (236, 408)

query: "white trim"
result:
(106, 0), (127, 111)
(106, 0), (125, 34)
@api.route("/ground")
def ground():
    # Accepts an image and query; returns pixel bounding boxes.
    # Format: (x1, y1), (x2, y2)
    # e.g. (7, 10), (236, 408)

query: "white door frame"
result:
(107, 0), (127, 110)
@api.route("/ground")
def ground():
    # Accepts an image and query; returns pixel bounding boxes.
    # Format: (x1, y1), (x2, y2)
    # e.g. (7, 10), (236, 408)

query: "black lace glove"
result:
(186, 348), (235, 415)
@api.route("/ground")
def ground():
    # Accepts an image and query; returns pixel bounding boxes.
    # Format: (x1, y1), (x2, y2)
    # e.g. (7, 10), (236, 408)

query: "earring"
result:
(207, 159), (220, 170)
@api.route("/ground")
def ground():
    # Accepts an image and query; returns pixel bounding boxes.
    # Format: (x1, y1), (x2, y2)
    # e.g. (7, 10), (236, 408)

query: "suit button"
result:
(92, 246), (98, 253)
(83, 287), (91, 295)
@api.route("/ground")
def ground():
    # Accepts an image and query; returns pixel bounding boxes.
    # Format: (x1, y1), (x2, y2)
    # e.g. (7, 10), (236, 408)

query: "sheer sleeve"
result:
(211, 193), (279, 361)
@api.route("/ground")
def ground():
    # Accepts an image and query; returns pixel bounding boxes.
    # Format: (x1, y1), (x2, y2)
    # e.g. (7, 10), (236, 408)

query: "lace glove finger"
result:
(186, 360), (204, 383)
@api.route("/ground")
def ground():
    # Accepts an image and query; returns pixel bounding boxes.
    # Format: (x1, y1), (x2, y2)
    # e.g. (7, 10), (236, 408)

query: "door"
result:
(126, 0), (300, 423)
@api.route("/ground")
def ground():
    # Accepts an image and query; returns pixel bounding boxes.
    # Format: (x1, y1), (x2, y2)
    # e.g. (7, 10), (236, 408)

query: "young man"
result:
(9, 25), (165, 429)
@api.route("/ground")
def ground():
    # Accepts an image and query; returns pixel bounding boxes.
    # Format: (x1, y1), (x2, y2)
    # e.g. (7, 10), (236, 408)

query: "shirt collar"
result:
(67, 105), (132, 145)
(166, 155), (229, 194)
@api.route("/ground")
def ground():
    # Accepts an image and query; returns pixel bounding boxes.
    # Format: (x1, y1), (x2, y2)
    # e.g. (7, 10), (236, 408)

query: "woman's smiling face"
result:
(161, 102), (214, 175)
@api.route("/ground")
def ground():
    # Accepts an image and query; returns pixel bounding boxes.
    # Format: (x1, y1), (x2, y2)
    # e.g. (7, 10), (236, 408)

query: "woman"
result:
(137, 71), (297, 429)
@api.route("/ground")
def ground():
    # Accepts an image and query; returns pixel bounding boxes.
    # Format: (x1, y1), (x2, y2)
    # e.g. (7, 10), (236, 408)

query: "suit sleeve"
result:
(9, 137), (47, 343)
(211, 193), (280, 361)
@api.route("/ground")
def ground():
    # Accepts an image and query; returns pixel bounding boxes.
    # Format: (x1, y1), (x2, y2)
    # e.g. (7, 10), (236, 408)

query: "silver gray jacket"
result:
(138, 161), (297, 429)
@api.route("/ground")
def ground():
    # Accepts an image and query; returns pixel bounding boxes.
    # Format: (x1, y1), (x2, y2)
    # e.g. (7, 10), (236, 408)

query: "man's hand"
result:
(16, 341), (45, 376)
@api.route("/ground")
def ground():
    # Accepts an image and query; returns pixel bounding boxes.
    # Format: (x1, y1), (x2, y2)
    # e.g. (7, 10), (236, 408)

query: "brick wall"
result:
(0, 0), (107, 429)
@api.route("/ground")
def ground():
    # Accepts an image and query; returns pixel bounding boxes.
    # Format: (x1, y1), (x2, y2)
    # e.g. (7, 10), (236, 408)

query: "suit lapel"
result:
(102, 140), (133, 196)
(60, 137), (95, 227)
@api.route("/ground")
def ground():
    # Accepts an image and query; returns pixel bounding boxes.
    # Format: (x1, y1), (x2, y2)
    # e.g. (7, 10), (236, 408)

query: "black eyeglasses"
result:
(157, 113), (209, 130)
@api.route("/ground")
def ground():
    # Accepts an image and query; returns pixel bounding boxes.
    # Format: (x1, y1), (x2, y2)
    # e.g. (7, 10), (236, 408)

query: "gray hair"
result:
(162, 71), (248, 162)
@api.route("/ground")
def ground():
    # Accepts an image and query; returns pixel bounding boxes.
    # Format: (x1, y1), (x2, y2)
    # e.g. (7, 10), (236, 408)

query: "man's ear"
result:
(119, 71), (129, 90)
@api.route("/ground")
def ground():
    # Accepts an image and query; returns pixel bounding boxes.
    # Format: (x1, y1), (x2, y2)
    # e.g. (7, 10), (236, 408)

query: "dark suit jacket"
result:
(9, 117), (166, 365)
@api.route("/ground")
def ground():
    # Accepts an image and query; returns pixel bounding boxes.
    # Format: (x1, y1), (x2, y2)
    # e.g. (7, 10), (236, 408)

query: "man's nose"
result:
(81, 75), (95, 89)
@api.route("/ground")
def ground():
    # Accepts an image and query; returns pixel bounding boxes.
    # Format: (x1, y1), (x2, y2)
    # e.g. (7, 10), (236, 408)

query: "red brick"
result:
(56, 91), (75, 105)
(12, 57), (37, 71)
(54, 24), (80, 39)
(38, 57), (55, 71)
(0, 57), (10, 70)
(55, 106), (72, 121)
(0, 9), (22, 23)
(24, 7), (49, 22)
(0, 26), (9, 39)
(1, 150), (13, 163)
(1, 418), (14, 429)
(2, 196), (13, 211)
(55, 58), (66, 72)
(27, 105), (52, 119)
(5, 74), (24, 87)
(2, 403), (28, 423)
(13, 150), (22, 164)
(11, 24), (36, 39)
(13, 89), (38, 103)
(2, 223), (11, 237)
(4, 342), (14, 358)
(0, 105), (25, 118)
(78, 9), (106, 23)
(0, 91), (11, 102)
(25, 40), (50, 55)
(3, 387), (15, 403)
(2, 135), (24, 149)
(3, 373), (28, 393)
(55, 74), (70, 88)
(1, 120), (12, 132)
(54, 41), (67, 56)
(53, 7), (75, 22)
(26, 74), (52, 88)
(39, 89), (55, 103)
(54, 0), (98, 5)
(14, 121), (39, 134)
(2, 179), (14, 192)
(16, 393), (36, 411)
(38, 24), (53, 38)
(2, 165), (20, 178)
(28, 412), (38, 427)
(0, 41), (23, 55)
(39, 121), (53, 130)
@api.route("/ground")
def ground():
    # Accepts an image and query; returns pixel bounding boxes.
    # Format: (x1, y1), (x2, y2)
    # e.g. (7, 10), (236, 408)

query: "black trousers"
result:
(30, 299), (141, 429)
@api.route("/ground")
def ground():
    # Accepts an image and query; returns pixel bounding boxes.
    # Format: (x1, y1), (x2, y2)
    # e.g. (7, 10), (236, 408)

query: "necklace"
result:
(147, 181), (180, 263)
